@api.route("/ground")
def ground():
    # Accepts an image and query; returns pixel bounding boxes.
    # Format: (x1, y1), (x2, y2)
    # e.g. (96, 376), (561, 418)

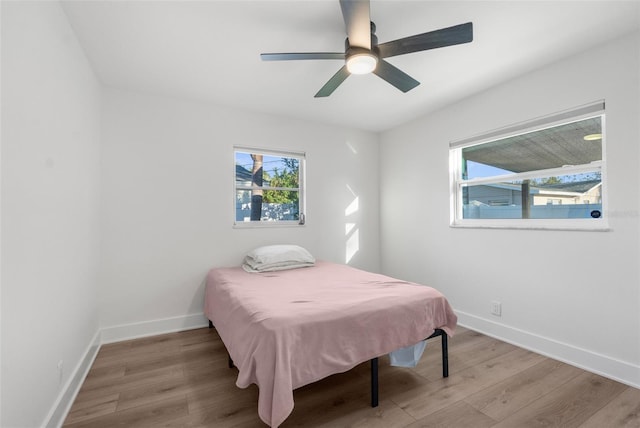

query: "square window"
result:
(234, 148), (305, 226)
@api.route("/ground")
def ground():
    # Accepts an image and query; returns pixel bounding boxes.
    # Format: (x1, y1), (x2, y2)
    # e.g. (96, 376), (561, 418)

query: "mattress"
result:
(204, 261), (457, 427)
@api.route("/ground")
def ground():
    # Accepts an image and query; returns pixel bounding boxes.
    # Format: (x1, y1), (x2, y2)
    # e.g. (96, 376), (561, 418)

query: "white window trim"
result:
(233, 146), (306, 228)
(449, 102), (609, 231)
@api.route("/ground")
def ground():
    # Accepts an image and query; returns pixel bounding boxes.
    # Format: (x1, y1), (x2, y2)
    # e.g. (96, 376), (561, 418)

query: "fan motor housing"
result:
(344, 21), (379, 54)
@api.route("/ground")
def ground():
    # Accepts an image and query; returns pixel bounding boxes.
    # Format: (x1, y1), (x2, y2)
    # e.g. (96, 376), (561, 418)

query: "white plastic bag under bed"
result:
(389, 340), (427, 367)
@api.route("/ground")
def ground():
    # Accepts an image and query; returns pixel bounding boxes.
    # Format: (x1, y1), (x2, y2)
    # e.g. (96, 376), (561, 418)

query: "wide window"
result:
(234, 147), (305, 226)
(450, 102), (606, 230)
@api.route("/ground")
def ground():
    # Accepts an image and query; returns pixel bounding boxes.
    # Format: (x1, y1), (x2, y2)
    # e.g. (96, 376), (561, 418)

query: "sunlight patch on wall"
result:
(345, 184), (360, 263)
(346, 229), (360, 263)
(345, 196), (359, 217)
(346, 140), (358, 155)
(345, 222), (356, 235)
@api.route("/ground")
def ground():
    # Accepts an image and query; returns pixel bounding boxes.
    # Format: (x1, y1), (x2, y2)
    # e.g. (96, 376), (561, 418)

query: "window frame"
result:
(449, 102), (609, 231)
(233, 146), (306, 228)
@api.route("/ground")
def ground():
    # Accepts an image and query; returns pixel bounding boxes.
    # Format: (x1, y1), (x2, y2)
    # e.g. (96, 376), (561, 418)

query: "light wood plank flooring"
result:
(63, 326), (640, 427)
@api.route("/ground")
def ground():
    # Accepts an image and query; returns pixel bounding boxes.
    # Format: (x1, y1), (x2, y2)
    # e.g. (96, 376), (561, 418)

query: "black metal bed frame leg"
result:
(371, 357), (379, 407)
(369, 329), (448, 407)
(208, 320), (213, 328)
(441, 331), (449, 378)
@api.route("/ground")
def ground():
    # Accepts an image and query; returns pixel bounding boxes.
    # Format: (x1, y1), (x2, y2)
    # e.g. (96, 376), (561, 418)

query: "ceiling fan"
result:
(260, 0), (473, 98)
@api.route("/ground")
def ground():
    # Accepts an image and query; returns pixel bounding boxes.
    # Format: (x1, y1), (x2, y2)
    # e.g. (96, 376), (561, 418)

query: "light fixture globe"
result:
(346, 52), (378, 74)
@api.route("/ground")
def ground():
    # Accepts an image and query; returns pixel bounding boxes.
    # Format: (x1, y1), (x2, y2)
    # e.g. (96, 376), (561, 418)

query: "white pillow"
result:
(242, 261), (314, 273)
(243, 244), (315, 272)
(246, 244), (315, 265)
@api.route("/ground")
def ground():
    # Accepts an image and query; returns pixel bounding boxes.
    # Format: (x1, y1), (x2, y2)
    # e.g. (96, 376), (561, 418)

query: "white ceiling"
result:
(60, 1), (640, 132)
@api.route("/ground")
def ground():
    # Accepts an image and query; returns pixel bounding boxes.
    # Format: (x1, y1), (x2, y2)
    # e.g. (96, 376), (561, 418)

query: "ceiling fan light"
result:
(346, 53), (377, 74)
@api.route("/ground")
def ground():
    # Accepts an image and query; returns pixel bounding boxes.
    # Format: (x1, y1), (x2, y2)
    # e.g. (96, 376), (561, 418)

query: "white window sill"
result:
(233, 221), (305, 229)
(450, 219), (610, 232)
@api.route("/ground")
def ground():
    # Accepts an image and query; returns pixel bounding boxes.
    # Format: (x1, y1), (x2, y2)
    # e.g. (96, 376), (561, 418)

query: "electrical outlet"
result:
(490, 301), (502, 316)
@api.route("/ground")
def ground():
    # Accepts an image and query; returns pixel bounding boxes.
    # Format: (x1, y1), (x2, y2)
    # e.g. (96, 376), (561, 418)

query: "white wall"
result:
(1, 1), (102, 427)
(100, 88), (380, 338)
(380, 32), (640, 387)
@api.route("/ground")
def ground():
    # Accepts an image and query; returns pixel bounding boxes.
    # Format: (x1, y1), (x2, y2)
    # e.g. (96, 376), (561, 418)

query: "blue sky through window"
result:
(235, 152), (289, 177)
(466, 161), (513, 179)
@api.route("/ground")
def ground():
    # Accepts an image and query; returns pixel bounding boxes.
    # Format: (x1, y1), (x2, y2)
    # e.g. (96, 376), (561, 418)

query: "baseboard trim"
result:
(100, 313), (209, 344)
(44, 330), (101, 428)
(456, 310), (640, 389)
(45, 313), (211, 426)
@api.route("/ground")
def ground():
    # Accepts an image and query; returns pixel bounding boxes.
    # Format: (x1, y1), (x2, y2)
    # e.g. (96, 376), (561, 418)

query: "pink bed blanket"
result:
(204, 261), (457, 427)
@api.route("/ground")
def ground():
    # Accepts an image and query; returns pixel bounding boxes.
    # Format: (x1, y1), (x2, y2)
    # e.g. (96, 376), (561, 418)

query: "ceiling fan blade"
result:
(261, 52), (345, 61)
(315, 66), (350, 98)
(377, 22), (473, 58)
(373, 60), (420, 93)
(339, 0), (371, 49)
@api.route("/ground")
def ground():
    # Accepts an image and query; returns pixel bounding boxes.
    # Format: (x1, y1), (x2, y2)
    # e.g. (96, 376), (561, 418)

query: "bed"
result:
(204, 251), (457, 427)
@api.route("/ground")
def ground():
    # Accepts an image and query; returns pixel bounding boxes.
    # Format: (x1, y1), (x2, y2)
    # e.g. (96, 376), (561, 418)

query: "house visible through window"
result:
(450, 102), (606, 229)
(234, 148), (305, 225)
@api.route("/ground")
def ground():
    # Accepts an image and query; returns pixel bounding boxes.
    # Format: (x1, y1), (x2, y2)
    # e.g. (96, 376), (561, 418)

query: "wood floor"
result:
(63, 326), (640, 427)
